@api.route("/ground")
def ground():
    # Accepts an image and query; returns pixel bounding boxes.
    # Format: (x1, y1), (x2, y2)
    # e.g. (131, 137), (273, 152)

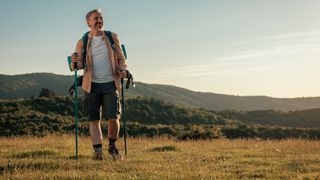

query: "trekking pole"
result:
(68, 53), (79, 160)
(121, 44), (128, 157)
(74, 60), (79, 160)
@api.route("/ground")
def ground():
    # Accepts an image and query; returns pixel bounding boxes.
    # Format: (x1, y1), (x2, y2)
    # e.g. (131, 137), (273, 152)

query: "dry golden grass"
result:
(1, 135), (320, 179)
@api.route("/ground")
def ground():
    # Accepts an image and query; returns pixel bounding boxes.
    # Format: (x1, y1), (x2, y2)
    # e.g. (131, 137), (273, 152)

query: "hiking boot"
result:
(92, 151), (104, 160)
(108, 144), (123, 161)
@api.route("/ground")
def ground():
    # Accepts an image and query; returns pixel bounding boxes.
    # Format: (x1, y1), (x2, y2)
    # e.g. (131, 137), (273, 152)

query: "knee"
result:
(90, 120), (100, 125)
(108, 118), (118, 123)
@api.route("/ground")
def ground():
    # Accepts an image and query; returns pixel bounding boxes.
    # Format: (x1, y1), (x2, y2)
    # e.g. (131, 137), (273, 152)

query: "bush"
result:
(39, 88), (55, 98)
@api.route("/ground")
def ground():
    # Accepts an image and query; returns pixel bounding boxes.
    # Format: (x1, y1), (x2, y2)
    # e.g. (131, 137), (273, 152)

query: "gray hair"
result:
(86, 9), (102, 20)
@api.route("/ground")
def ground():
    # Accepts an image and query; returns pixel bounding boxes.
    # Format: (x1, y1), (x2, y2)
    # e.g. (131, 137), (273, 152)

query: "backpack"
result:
(69, 31), (115, 96)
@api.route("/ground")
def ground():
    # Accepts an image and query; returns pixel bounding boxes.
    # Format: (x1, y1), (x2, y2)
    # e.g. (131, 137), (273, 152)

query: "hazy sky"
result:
(1, 0), (320, 98)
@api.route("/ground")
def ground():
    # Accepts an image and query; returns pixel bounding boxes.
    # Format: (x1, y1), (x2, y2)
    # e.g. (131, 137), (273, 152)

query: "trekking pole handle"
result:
(125, 70), (135, 89)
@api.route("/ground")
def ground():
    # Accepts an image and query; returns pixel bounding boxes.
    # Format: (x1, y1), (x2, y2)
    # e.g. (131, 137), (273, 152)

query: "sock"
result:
(93, 144), (102, 152)
(109, 138), (117, 146)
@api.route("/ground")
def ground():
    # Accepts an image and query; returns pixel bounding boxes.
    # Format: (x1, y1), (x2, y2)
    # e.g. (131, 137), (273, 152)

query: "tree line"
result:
(0, 96), (319, 140)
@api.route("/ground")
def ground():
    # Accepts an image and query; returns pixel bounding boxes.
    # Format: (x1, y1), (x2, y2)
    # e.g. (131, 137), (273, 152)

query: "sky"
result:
(1, 0), (320, 98)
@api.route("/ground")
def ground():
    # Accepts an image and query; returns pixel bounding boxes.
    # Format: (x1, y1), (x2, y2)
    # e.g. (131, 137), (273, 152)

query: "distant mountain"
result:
(1, 73), (320, 111)
(0, 73), (72, 99)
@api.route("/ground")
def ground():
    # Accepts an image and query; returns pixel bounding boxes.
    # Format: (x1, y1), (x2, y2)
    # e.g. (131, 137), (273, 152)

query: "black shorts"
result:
(83, 81), (121, 121)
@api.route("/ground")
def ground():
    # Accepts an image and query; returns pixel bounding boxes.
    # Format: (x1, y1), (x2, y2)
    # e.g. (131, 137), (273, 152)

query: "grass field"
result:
(0, 135), (320, 179)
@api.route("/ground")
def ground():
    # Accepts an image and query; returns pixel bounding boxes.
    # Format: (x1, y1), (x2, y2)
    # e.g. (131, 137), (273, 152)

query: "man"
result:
(71, 9), (127, 160)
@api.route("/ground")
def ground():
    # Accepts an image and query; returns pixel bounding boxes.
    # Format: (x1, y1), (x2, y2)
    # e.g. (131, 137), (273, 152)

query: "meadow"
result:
(1, 135), (320, 179)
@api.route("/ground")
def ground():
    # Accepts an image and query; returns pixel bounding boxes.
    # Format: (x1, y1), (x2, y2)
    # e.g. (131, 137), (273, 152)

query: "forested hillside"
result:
(1, 97), (319, 139)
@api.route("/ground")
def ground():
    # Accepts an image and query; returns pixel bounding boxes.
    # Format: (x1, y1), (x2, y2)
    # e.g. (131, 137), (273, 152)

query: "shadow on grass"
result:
(0, 155), (94, 175)
(148, 145), (177, 152)
(68, 155), (91, 160)
(0, 161), (61, 175)
(12, 150), (57, 158)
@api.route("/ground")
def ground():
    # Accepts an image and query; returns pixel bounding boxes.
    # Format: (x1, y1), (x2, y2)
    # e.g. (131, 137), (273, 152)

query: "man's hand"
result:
(118, 70), (127, 79)
(71, 53), (80, 63)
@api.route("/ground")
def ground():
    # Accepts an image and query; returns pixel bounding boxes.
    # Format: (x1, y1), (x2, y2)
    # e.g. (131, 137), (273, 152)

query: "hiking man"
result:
(71, 9), (128, 160)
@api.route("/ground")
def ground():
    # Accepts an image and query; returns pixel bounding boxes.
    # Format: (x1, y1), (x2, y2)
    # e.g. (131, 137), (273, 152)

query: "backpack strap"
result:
(81, 31), (90, 69)
(104, 31), (115, 49)
(82, 31), (114, 58)
(81, 31), (114, 68)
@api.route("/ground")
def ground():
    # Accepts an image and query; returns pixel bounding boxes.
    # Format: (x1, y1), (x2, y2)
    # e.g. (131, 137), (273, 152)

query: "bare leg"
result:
(107, 118), (122, 160)
(89, 120), (102, 145)
(108, 118), (120, 139)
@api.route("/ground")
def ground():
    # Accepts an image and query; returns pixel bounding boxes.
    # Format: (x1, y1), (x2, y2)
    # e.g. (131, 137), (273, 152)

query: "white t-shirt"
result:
(91, 35), (114, 83)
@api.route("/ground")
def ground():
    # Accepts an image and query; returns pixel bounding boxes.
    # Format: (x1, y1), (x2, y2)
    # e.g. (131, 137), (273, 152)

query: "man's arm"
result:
(112, 33), (128, 72)
(71, 39), (84, 71)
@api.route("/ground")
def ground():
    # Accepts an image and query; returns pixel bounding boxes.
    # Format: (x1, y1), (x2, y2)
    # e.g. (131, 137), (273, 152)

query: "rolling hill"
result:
(1, 73), (320, 111)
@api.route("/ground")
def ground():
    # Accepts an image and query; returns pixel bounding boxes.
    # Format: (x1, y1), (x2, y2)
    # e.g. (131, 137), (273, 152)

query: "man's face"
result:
(87, 12), (104, 30)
